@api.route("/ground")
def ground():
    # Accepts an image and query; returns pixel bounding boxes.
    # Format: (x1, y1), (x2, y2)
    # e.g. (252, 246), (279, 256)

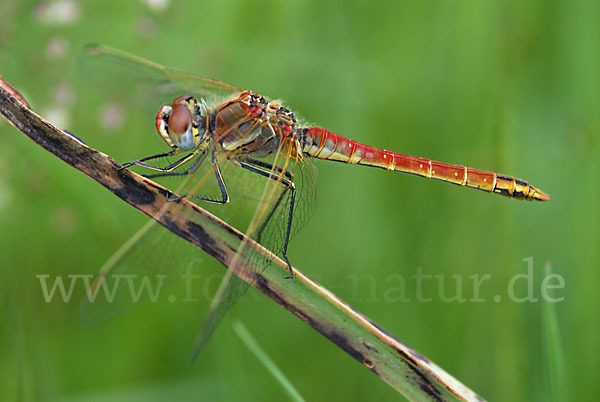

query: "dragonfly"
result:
(80, 45), (549, 352)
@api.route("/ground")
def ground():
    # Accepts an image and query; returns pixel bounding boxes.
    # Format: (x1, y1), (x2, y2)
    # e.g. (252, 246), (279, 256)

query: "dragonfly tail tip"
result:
(532, 187), (550, 201)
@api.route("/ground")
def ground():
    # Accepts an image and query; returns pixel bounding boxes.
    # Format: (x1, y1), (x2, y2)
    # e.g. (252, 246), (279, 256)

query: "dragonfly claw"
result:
(117, 161), (134, 170)
(282, 253), (294, 279)
(166, 192), (186, 202)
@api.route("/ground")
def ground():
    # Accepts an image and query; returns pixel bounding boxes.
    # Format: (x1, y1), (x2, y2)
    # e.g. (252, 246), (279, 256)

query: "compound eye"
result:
(167, 104), (195, 150)
(168, 104), (192, 136)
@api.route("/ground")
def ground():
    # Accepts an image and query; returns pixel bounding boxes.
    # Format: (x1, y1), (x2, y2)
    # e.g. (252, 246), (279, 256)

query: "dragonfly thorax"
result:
(155, 95), (209, 151)
(210, 91), (302, 158)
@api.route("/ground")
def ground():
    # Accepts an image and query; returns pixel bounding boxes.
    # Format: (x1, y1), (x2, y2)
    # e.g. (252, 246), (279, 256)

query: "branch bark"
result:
(0, 76), (484, 402)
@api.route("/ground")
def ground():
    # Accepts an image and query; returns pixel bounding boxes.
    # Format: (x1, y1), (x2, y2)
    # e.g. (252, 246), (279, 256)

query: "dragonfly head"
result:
(155, 95), (209, 151)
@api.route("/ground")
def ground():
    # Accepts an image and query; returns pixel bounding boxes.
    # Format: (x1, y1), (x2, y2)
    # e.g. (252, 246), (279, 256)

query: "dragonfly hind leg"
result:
(239, 159), (296, 278)
(241, 157), (295, 259)
(243, 157), (294, 181)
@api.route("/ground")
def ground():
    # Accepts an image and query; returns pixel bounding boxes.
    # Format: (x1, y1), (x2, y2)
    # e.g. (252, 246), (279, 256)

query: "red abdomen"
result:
(301, 127), (549, 201)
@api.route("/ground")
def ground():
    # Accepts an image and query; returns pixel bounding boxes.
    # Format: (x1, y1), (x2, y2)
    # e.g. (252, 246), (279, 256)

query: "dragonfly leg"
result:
(240, 157), (295, 249)
(118, 150), (176, 170)
(239, 161), (296, 278)
(143, 148), (209, 179)
(144, 171), (190, 179)
(167, 151), (230, 205)
(242, 157), (294, 181)
(121, 150), (198, 173)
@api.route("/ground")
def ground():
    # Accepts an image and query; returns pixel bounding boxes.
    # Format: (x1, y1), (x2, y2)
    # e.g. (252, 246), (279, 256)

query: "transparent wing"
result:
(80, 44), (244, 114)
(79, 218), (206, 328)
(191, 270), (247, 358)
(81, 143), (317, 333)
(252, 155), (319, 266)
(79, 152), (226, 327)
(192, 143), (318, 355)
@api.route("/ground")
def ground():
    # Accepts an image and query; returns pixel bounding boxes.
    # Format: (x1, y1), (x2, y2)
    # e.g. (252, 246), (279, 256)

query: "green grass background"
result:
(0, 0), (598, 400)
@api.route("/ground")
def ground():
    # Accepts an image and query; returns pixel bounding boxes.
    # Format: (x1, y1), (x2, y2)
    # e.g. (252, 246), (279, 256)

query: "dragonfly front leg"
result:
(118, 150), (175, 170)
(167, 151), (230, 205)
(239, 160), (296, 278)
(143, 148), (209, 179)
(120, 150), (198, 173)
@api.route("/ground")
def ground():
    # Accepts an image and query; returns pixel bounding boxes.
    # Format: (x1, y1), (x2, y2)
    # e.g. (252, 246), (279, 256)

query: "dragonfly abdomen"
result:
(302, 127), (549, 201)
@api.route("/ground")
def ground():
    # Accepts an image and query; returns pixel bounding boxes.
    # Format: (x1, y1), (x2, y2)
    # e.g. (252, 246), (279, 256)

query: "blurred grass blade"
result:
(542, 261), (567, 401)
(233, 320), (305, 402)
